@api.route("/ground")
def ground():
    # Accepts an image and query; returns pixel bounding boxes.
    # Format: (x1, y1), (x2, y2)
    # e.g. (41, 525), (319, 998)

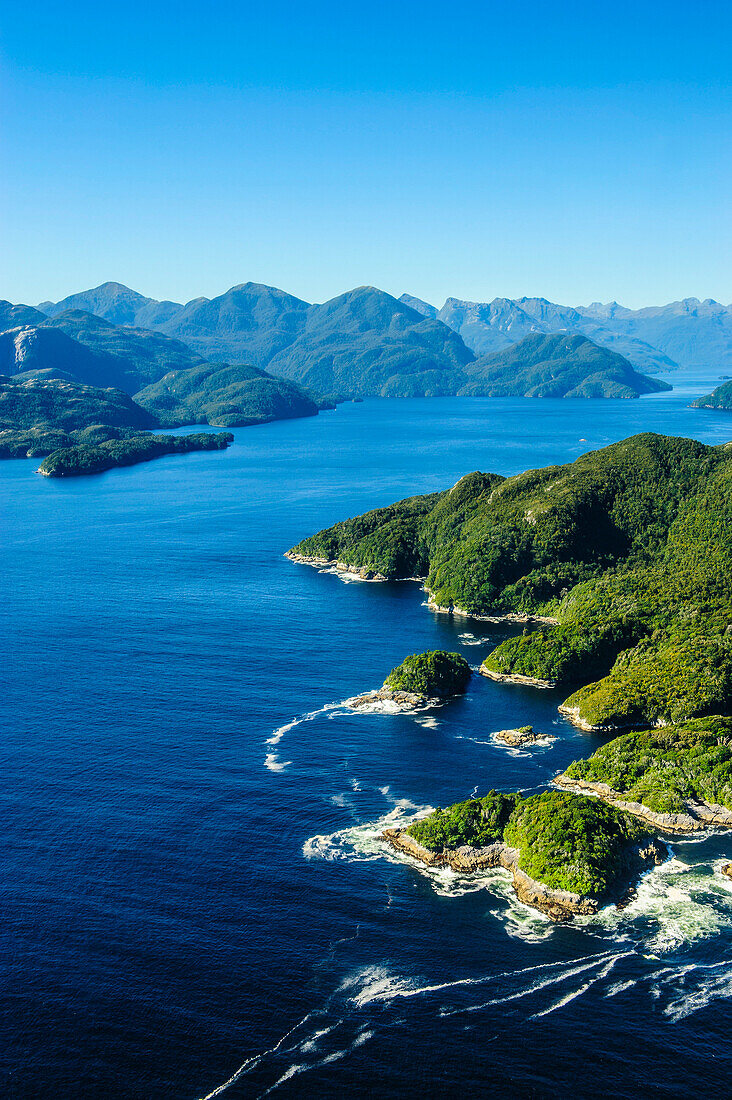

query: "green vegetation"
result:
(38, 432), (233, 477)
(463, 333), (671, 398)
(691, 379), (732, 410)
(384, 650), (471, 696)
(408, 790), (520, 850)
(292, 433), (732, 728)
(502, 791), (648, 896)
(563, 716), (732, 814)
(406, 789), (648, 897)
(0, 374), (157, 458)
(40, 310), (207, 393)
(134, 362), (320, 427)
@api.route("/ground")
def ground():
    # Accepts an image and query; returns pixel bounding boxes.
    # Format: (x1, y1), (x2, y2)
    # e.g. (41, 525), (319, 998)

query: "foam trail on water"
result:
(264, 753), (292, 773)
(527, 957), (622, 1019)
(196, 1012), (315, 1099)
(267, 702), (347, 746)
(265, 701), (356, 771)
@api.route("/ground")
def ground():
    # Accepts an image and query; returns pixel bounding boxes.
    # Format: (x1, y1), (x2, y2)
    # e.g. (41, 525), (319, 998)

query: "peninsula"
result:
(289, 433), (732, 732)
(38, 431), (233, 477)
(384, 789), (667, 922)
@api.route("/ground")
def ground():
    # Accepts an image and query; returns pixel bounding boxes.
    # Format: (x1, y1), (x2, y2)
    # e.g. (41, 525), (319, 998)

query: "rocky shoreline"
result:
(557, 704), (631, 732)
(426, 599), (558, 626)
(554, 774), (732, 834)
(493, 725), (556, 748)
(480, 666), (556, 689)
(383, 827), (667, 922)
(284, 551), (425, 583)
(347, 686), (438, 712)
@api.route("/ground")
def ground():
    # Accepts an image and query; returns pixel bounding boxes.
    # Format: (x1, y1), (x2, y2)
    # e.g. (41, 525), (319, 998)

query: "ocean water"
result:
(3, 381), (732, 1098)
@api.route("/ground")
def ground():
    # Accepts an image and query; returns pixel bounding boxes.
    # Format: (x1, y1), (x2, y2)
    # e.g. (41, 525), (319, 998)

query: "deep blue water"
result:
(3, 382), (732, 1098)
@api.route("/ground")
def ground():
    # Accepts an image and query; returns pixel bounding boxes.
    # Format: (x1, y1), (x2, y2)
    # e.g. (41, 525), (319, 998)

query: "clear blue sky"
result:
(1, 1), (731, 308)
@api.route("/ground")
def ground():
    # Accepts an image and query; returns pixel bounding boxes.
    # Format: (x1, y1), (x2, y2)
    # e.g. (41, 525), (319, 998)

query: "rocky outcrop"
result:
(347, 687), (436, 711)
(554, 774), (732, 834)
(382, 827), (667, 923)
(557, 704), (631, 732)
(284, 551), (400, 582)
(722, 862), (732, 881)
(493, 725), (556, 747)
(481, 666), (556, 689)
(426, 598), (558, 626)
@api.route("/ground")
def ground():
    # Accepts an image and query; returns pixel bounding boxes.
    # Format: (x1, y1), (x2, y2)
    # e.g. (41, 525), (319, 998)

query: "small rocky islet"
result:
(348, 650), (471, 710)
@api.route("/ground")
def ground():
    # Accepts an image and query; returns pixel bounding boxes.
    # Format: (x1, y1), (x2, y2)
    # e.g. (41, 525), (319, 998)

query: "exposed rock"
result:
(721, 862), (732, 881)
(554, 774), (732, 833)
(284, 551), (394, 582)
(426, 598), (558, 626)
(382, 827), (667, 923)
(493, 725), (556, 747)
(481, 666), (556, 689)
(557, 703), (630, 731)
(347, 687), (436, 711)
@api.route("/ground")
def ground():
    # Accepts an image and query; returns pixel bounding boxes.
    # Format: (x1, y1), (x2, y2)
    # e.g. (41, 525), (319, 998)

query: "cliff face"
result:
(383, 828), (667, 923)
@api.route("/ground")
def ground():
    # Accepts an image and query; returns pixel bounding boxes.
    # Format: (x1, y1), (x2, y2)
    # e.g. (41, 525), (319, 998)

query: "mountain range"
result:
(26, 280), (703, 397)
(35, 281), (732, 381)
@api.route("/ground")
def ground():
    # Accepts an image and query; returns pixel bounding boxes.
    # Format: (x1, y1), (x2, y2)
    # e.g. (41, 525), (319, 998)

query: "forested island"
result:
(38, 432), (233, 477)
(349, 650), (471, 710)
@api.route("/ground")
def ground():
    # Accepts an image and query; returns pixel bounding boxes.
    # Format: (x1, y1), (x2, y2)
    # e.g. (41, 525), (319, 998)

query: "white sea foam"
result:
(268, 702), (347, 746)
(264, 753), (292, 772)
(303, 801), (433, 864)
(265, 700), (356, 771)
(582, 856), (732, 953)
(458, 632), (485, 646)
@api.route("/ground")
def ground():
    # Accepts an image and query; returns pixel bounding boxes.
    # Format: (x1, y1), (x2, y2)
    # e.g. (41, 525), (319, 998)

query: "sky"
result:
(1, 0), (731, 309)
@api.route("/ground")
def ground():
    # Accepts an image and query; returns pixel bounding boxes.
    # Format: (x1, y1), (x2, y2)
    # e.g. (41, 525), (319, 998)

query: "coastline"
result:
(480, 666), (556, 689)
(554, 774), (732, 834)
(383, 827), (667, 923)
(285, 553), (558, 625)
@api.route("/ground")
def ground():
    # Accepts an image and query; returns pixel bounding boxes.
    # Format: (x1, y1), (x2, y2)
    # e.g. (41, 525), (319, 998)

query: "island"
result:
(289, 432), (732, 732)
(349, 650), (471, 710)
(493, 725), (555, 747)
(38, 432), (233, 477)
(384, 789), (667, 922)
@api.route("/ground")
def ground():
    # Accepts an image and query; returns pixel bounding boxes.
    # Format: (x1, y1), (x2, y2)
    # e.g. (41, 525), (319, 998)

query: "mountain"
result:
(265, 287), (475, 397)
(398, 294), (438, 319)
(0, 300), (47, 330)
(437, 297), (544, 356)
(154, 283), (310, 365)
(289, 432), (732, 731)
(40, 310), (206, 392)
(0, 327), (132, 391)
(0, 374), (156, 457)
(37, 281), (183, 327)
(134, 362), (321, 427)
(577, 298), (732, 373)
(435, 295), (678, 374)
(460, 333), (671, 398)
(690, 378), (732, 409)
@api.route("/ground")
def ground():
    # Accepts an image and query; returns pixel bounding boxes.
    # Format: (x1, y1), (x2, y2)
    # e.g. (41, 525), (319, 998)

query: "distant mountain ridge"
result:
(37, 282), (732, 380)
(36, 280), (691, 398)
(463, 333), (671, 399)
